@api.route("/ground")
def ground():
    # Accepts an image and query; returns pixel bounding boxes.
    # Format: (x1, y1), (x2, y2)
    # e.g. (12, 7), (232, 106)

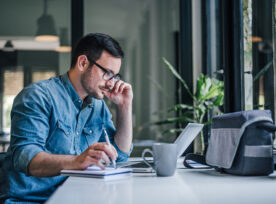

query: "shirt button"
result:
(78, 100), (81, 103)
(76, 131), (79, 135)
(89, 130), (92, 134)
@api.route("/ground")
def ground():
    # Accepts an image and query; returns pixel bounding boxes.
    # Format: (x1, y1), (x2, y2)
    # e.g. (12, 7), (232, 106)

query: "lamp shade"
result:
(35, 14), (58, 42)
(56, 27), (71, 52)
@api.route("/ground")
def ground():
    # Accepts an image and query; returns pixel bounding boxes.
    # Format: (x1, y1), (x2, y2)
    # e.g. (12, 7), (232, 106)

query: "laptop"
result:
(119, 123), (204, 172)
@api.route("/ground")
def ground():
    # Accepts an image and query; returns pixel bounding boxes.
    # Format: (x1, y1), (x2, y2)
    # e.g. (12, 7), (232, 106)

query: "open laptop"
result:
(119, 123), (204, 172)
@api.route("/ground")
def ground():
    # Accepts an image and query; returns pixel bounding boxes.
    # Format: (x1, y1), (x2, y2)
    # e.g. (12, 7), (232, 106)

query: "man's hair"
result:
(70, 33), (124, 69)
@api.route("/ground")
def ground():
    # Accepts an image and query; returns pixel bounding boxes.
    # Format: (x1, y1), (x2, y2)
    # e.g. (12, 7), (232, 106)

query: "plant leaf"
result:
(213, 93), (224, 106)
(253, 61), (272, 81)
(152, 115), (195, 125)
(168, 104), (194, 112)
(147, 75), (169, 98)
(162, 57), (195, 100)
(201, 84), (224, 101)
(161, 128), (184, 135)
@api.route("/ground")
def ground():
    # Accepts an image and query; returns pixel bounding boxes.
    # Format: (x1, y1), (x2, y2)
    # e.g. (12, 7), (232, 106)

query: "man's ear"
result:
(77, 55), (89, 72)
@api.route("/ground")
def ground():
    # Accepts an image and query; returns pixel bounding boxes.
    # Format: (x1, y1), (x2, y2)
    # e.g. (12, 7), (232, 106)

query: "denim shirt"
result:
(0, 73), (131, 202)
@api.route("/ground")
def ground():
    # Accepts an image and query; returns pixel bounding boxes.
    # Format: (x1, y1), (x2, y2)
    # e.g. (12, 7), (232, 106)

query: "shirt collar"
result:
(60, 72), (94, 109)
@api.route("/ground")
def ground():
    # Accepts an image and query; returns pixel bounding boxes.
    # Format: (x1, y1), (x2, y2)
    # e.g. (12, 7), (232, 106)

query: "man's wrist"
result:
(117, 102), (132, 111)
(60, 155), (76, 170)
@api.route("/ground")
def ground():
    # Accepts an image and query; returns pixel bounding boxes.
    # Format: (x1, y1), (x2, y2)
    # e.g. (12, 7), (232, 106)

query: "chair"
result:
(0, 152), (6, 168)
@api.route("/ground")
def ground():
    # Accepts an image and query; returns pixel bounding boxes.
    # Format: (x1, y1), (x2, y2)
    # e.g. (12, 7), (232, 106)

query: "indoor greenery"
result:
(153, 58), (224, 154)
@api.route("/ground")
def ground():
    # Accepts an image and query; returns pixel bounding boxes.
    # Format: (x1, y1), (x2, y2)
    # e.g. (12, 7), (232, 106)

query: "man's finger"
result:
(113, 80), (123, 93)
(90, 143), (117, 161)
(118, 83), (126, 93)
(88, 149), (110, 165)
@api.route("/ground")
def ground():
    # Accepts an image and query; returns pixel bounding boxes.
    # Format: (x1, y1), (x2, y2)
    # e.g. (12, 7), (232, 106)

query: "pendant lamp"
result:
(35, 0), (58, 42)
(56, 28), (71, 52)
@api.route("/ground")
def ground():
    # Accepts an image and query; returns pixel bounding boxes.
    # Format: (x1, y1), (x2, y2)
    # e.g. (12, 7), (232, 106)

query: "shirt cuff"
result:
(112, 142), (133, 162)
(13, 144), (44, 176)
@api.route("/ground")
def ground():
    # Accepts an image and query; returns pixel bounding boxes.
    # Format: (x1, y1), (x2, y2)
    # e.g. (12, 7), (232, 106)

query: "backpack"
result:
(184, 110), (276, 176)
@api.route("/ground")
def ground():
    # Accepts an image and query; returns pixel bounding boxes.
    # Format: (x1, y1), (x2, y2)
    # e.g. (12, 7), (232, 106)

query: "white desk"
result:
(47, 159), (276, 204)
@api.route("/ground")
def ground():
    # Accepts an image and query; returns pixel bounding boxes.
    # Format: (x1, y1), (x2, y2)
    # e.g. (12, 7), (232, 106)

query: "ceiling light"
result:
(35, 0), (58, 42)
(251, 36), (262, 43)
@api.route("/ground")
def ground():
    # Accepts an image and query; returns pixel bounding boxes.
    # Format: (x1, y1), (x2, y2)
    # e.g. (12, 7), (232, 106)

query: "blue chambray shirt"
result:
(0, 73), (131, 203)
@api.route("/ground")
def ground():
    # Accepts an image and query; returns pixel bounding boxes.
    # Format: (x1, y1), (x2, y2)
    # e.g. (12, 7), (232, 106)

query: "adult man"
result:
(0, 33), (133, 203)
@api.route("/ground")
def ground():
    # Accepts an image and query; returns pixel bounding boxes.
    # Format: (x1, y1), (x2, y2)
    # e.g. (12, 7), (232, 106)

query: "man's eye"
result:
(114, 75), (120, 80)
(106, 71), (114, 78)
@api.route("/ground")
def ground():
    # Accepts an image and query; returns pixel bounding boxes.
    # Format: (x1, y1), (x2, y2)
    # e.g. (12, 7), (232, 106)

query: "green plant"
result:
(153, 58), (224, 154)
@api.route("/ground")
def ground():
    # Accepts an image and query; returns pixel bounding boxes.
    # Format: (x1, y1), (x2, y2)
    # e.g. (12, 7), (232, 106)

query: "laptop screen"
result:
(174, 123), (204, 157)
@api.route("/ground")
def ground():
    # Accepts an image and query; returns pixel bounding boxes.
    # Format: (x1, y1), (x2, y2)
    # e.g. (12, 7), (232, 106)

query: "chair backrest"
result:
(0, 153), (6, 168)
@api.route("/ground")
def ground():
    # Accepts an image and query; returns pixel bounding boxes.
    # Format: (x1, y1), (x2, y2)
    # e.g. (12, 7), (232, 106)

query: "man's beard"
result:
(80, 69), (103, 99)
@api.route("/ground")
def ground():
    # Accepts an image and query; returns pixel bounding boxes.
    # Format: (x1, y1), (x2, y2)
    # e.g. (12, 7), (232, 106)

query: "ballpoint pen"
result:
(104, 129), (117, 169)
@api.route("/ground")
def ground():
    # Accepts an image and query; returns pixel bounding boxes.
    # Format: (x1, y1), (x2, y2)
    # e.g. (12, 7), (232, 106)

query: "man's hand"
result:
(28, 143), (118, 177)
(103, 80), (133, 153)
(103, 80), (133, 108)
(72, 143), (118, 170)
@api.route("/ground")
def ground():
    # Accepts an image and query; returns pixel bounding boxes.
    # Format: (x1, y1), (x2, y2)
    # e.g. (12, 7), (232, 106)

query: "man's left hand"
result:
(103, 81), (133, 108)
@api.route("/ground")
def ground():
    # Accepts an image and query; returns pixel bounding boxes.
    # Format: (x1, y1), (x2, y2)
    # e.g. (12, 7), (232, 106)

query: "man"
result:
(0, 33), (133, 203)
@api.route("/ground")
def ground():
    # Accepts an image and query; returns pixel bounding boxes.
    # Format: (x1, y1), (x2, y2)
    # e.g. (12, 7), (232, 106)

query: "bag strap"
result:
(256, 121), (276, 132)
(183, 153), (212, 169)
(257, 122), (276, 169)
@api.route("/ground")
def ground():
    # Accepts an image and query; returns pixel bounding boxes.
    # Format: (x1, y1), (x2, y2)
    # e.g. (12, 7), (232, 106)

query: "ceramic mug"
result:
(142, 143), (177, 177)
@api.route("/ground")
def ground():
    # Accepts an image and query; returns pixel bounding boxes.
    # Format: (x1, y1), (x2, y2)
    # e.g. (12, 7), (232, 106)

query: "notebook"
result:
(121, 123), (204, 172)
(60, 166), (132, 180)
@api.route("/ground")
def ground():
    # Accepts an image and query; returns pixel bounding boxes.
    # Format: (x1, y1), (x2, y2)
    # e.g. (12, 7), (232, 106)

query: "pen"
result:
(104, 129), (117, 169)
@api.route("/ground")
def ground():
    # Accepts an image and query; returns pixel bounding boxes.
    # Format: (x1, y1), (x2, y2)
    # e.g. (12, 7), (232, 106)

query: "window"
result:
(243, 0), (275, 116)
(0, 0), (71, 132)
(84, 0), (180, 143)
(2, 67), (23, 131)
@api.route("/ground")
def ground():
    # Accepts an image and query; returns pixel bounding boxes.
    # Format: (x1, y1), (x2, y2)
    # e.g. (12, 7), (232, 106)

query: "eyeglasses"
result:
(90, 59), (121, 82)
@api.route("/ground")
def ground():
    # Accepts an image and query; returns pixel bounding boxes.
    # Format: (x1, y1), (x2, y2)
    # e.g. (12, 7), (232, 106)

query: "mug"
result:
(142, 143), (177, 177)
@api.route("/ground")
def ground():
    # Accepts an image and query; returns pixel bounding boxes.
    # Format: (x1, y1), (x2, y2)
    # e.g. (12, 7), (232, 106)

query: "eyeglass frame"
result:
(89, 58), (121, 82)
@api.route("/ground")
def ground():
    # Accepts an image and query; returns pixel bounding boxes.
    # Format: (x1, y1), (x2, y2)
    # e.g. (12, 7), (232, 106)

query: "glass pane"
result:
(243, 0), (274, 111)
(84, 0), (180, 143)
(32, 71), (56, 83)
(243, 0), (253, 110)
(3, 67), (24, 131)
(0, 0), (71, 131)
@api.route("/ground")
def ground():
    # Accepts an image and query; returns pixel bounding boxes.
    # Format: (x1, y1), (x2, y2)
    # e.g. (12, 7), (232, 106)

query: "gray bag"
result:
(184, 110), (276, 176)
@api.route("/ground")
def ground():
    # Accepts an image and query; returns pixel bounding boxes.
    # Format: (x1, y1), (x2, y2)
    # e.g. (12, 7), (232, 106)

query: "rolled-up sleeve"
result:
(100, 101), (133, 162)
(10, 84), (51, 175)
(104, 120), (133, 162)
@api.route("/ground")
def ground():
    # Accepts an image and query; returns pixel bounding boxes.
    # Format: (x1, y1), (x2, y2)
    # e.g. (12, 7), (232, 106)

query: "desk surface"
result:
(47, 159), (276, 204)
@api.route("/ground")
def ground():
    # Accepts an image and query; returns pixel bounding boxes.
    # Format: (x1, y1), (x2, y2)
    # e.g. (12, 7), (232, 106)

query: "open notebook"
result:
(60, 166), (132, 180)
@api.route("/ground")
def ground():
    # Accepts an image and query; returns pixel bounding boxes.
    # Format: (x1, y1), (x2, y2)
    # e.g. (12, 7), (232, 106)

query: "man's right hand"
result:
(28, 143), (118, 177)
(71, 143), (118, 170)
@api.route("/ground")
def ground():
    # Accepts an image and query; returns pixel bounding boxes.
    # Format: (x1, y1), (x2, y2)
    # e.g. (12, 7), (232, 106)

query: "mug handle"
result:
(142, 148), (154, 168)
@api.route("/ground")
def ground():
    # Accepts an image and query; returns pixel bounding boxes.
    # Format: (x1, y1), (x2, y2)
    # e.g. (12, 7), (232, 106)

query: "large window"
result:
(84, 0), (180, 144)
(0, 0), (71, 133)
(243, 0), (275, 117)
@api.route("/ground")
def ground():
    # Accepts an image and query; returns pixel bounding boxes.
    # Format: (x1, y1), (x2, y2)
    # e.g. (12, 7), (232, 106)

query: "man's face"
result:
(80, 50), (121, 99)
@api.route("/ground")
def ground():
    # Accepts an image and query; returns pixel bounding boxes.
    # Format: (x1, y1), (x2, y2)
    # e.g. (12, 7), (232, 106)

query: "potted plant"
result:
(153, 58), (224, 154)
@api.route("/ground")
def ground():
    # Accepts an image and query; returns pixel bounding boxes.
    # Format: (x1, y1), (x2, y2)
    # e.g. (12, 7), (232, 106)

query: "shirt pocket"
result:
(46, 120), (73, 154)
(83, 123), (104, 147)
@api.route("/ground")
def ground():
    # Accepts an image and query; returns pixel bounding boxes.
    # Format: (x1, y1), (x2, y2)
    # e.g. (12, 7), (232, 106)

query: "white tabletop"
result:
(47, 158), (276, 204)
